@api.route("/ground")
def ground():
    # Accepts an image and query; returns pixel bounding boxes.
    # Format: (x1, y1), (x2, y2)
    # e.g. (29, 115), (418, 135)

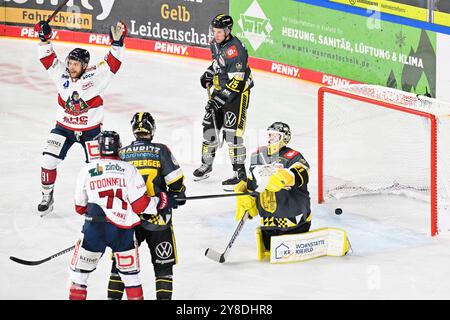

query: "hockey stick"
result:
(205, 211), (249, 263)
(176, 191), (256, 202)
(46, 0), (70, 24)
(207, 86), (225, 149)
(9, 244), (75, 266)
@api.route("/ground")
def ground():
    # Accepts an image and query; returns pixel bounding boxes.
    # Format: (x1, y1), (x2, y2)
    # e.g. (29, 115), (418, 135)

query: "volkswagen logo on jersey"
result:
(224, 111), (237, 127)
(63, 80), (69, 88)
(155, 242), (173, 259)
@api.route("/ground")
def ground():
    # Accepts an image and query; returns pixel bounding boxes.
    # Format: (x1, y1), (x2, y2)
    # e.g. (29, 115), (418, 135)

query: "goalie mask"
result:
(267, 122), (291, 155)
(131, 112), (156, 140)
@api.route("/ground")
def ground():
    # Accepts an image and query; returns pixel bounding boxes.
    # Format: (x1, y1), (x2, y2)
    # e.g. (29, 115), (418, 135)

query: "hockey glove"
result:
(265, 169), (295, 192)
(235, 195), (258, 221)
(157, 192), (178, 210)
(110, 21), (127, 46)
(168, 190), (186, 206)
(34, 20), (52, 42)
(200, 67), (214, 89)
(234, 180), (258, 221)
(205, 99), (222, 113)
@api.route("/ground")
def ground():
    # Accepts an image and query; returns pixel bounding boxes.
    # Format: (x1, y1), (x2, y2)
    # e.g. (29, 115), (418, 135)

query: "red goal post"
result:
(317, 85), (450, 236)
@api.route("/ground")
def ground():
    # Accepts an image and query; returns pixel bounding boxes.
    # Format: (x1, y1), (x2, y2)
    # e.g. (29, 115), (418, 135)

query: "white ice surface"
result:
(1, 38), (450, 300)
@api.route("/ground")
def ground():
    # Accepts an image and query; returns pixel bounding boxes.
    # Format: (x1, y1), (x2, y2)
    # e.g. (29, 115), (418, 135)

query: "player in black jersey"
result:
(193, 14), (254, 191)
(234, 122), (311, 256)
(107, 112), (186, 300)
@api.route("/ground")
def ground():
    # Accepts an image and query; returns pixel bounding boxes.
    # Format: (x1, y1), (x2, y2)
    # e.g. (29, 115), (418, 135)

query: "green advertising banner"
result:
(230, 0), (436, 96)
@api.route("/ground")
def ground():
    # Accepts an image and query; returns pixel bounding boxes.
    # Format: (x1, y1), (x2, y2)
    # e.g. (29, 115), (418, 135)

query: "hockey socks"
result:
(107, 273), (125, 300)
(69, 283), (87, 300)
(156, 275), (173, 300)
(125, 286), (144, 300)
(41, 168), (57, 190)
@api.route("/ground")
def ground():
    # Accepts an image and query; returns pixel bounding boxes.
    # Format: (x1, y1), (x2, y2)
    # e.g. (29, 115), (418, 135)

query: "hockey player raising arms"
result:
(235, 122), (312, 256)
(70, 131), (174, 300)
(34, 20), (127, 216)
(107, 112), (186, 300)
(193, 14), (254, 191)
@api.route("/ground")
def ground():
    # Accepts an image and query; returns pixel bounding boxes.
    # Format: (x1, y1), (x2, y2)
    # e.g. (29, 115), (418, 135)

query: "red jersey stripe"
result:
(40, 52), (56, 70)
(106, 52), (122, 74)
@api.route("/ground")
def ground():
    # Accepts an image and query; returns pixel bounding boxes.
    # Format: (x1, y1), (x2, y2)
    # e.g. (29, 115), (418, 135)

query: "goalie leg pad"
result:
(256, 227), (270, 261)
(269, 227), (349, 264)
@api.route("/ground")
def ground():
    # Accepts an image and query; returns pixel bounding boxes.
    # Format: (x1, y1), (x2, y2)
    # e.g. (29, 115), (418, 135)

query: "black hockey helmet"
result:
(131, 112), (156, 140)
(67, 48), (90, 67)
(267, 122), (291, 155)
(211, 14), (233, 33)
(96, 131), (122, 157)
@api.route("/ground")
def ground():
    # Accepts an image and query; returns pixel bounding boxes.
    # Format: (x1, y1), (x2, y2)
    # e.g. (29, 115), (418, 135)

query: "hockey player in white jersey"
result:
(70, 131), (178, 300)
(33, 19), (127, 216)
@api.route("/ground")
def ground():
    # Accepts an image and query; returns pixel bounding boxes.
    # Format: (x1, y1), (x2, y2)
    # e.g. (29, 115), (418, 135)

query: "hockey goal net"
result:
(318, 84), (450, 236)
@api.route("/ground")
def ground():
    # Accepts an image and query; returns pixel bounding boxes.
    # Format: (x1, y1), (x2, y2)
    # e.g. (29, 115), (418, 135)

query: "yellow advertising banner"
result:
(435, 11), (450, 27)
(0, 7), (92, 30)
(331, 0), (427, 21)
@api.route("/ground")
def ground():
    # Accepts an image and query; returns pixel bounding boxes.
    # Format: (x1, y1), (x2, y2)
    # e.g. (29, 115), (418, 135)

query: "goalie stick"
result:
(10, 245), (75, 266)
(205, 211), (249, 263)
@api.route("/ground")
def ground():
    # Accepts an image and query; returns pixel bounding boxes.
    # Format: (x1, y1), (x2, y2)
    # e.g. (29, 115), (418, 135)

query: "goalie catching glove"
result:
(265, 168), (295, 192)
(234, 180), (258, 221)
(251, 165), (295, 193)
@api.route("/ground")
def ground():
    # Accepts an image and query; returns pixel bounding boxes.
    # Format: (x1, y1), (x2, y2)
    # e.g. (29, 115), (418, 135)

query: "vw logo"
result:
(224, 112), (237, 127)
(155, 242), (173, 259)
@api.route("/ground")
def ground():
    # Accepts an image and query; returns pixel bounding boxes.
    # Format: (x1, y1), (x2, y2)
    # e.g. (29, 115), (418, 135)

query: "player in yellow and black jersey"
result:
(107, 112), (186, 300)
(235, 122), (311, 256)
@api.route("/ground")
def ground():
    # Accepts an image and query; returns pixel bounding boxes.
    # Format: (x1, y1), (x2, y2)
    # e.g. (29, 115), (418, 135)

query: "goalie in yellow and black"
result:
(234, 122), (311, 259)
